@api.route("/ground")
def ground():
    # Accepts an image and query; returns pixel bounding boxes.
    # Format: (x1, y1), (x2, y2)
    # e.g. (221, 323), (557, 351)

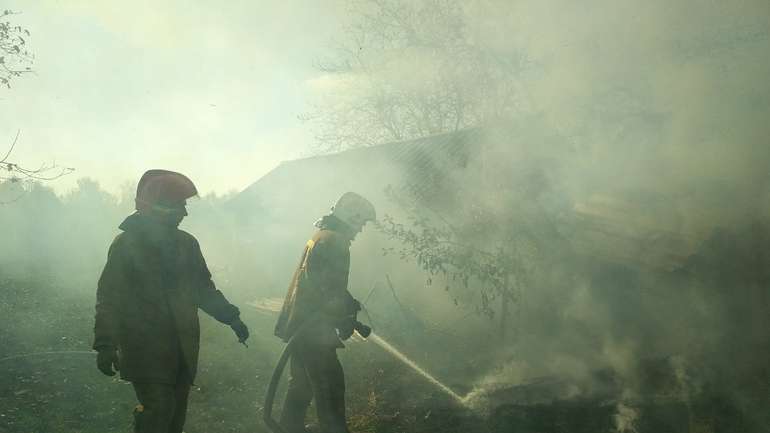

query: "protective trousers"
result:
(131, 365), (191, 433)
(280, 344), (349, 433)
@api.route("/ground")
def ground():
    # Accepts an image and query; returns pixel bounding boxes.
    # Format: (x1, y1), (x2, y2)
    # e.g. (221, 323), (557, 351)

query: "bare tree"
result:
(306, 0), (529, 152)
(0, 130), (74, 203)
(1, 131), (74, 181)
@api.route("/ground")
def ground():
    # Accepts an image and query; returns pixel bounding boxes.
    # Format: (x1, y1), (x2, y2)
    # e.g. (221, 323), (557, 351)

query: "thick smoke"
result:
(0, 1), (767, 431)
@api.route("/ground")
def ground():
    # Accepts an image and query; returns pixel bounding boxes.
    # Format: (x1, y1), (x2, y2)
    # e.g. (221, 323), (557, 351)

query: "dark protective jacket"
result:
(93, 213), (240, 384)
(274, 228), (358, 347)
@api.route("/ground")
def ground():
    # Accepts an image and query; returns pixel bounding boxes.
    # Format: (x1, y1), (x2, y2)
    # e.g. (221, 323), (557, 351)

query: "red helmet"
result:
(135, 169), (198, 212)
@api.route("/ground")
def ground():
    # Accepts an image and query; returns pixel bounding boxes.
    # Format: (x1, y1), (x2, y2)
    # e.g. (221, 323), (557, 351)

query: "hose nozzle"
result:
(353, 321), (372, 338)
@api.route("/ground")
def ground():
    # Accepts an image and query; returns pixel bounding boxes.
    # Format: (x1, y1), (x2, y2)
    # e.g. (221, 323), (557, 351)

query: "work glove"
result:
(322, 294), (360, 317)
(230, 317), (249, 344)
(96, 347), (120, 376)
(336, 316), (356, 341)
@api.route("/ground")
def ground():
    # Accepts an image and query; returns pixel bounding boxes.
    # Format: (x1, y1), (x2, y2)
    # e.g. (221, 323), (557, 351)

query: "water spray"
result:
(368, 333), (466, 404)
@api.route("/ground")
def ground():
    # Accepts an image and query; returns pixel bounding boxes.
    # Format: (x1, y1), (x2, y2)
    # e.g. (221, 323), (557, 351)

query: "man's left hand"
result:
(230, 318), (249, 344)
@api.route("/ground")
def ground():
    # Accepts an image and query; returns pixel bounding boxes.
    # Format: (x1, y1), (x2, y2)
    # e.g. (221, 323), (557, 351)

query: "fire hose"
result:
(262, 316), (371, 433)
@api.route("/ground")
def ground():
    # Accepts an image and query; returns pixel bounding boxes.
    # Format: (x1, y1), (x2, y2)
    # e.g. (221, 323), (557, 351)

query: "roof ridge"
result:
(283, 127), (482, 165)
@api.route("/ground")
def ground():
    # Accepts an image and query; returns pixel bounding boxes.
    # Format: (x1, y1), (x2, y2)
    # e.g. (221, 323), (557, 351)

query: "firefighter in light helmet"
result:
(93, 169), (250, 433)
(274, 192), (376, 433)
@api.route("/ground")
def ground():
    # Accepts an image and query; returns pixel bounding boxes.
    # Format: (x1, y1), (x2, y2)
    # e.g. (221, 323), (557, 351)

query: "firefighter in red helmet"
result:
(93, 169), (249, 433)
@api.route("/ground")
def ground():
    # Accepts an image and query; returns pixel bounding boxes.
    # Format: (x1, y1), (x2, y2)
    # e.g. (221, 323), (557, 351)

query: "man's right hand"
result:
(229, 318), (250, 345)
(336, 316), (356, 340)
(96, 347), (120, 376)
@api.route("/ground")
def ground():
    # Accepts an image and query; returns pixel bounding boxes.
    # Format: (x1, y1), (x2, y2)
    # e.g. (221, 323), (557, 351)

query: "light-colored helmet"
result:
(331, 192), (376, 229)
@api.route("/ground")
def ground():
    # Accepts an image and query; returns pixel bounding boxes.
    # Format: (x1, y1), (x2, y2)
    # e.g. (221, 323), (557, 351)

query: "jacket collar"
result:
(119, 212), (178, 243)
(118, 212), (145, 233)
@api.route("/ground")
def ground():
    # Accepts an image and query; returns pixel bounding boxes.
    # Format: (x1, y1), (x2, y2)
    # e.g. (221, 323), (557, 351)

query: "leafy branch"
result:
(0, 9), (34, 89)
(376, 206), (538, 332)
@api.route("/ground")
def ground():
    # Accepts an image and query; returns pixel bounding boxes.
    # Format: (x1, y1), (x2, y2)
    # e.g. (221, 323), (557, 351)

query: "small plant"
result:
(376, 186), (540, 338)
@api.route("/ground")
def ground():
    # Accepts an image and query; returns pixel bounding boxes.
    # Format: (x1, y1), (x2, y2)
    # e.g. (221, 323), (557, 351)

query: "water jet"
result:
(368, 333), (468, 405)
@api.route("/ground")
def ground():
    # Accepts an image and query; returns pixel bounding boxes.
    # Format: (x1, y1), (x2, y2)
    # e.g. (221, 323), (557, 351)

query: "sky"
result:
(0, 0), (346, 195)
(1, 0), (768, 202)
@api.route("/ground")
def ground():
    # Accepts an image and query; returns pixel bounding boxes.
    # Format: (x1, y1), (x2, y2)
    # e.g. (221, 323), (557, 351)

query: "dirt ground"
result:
(0, 276), (474, 433)
(0, 275), (763, 433)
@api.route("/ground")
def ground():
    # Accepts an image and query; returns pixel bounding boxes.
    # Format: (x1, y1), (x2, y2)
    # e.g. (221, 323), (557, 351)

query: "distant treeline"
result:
(0, 178), (236, 288)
